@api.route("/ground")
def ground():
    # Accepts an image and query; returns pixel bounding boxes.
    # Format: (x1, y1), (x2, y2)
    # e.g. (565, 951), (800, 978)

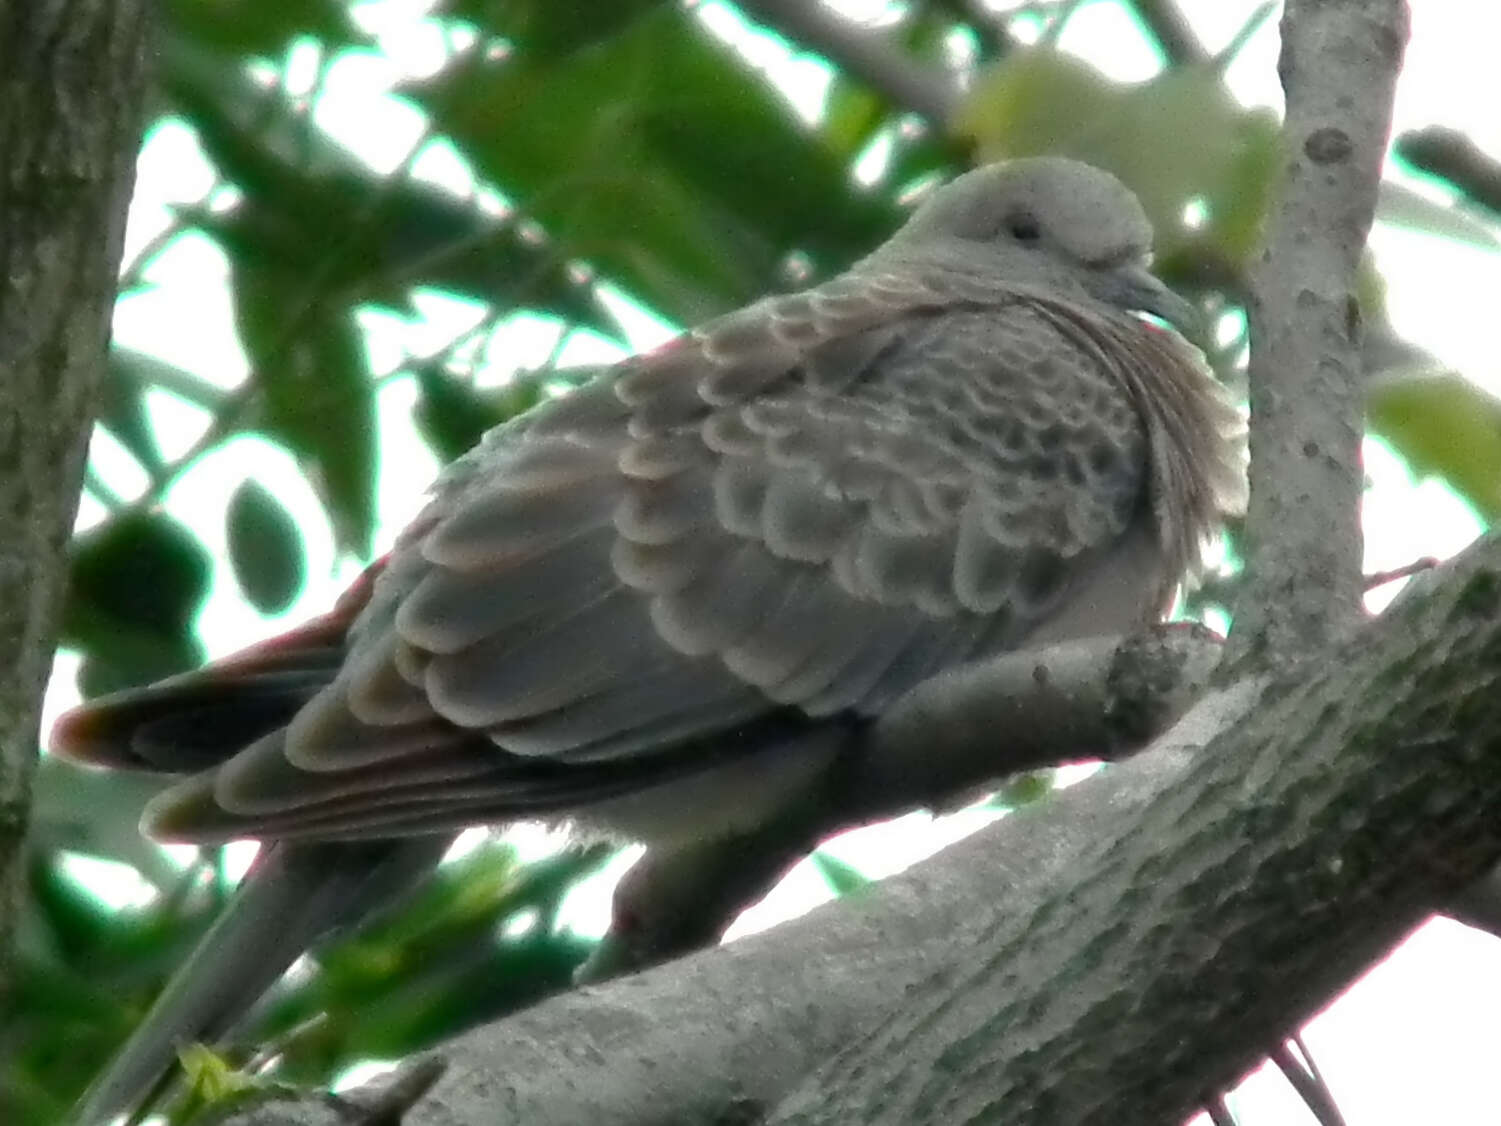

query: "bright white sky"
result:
(46, 1), (1501, 1121)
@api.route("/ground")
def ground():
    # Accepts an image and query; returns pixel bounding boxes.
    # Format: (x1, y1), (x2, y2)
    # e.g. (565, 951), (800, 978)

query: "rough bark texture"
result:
(0, 0), (151, 1007)
(1231, 0), (1409, 667)
(219, 531), (1501, 1126)
(768, 561), (1496, 1124)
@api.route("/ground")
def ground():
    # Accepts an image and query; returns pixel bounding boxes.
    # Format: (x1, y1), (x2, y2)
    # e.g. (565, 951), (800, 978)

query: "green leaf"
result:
(29, 757), (177, 890)
(64, 512), (211, 693)
(27, 855), (122, 961)
(1369, 372), (1501, 521)
(226, 478), (307, 613)
(412, 364), (549, 463)
(440, 0), (668, 56)
(1377, 180), (1501, 251)
(413, 365), (512, 464)
(819, 77), (890, 163)
(164, 0), (363, 58)
(992, 770), (1057, 810)
(160, 35), (619, 333)
(232, 259), (378, 556)
(956, 48), (1280, 266)
(408, 5), (899, 324)
(111, 346), (230, 412)
(250, 844), (612, 1083)
(809, 850), (869, 897)
(99, 351), (166, 475)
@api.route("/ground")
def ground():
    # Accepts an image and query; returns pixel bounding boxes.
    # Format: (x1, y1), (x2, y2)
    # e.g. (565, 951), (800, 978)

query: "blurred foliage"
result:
(958, 43), (1282, 268)
(226, 479), (307, 615)
(809, 850), (872, 897)
(15, 0), (1500, 1123)
(1370, 373), (1501, 522)
(9, 839), (607, 1125)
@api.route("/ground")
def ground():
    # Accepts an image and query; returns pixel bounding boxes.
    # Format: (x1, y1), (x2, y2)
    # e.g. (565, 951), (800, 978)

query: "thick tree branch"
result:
(581, 627), (1222, 982)
(0, 0), (150, 1015)
(1229, 0), (1409, 668)
(221, 528), (1501, 1126)
(735, 0), (960, 125)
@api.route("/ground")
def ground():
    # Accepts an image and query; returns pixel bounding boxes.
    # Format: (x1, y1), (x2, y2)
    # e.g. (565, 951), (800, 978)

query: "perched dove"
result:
(53, 157), (1242, 1122)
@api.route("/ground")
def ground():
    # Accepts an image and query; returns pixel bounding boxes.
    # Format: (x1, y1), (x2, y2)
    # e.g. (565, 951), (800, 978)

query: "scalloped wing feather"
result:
(119, 279), (1234, 845)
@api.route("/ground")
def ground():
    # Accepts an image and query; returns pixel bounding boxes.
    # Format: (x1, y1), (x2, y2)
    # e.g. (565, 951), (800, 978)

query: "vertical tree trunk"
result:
(0, 0), (152, 1008)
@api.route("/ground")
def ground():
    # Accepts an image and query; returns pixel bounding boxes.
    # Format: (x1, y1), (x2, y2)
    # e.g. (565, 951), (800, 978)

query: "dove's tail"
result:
(45, 563), (427, 1122)
(72, 835), (451, 1126)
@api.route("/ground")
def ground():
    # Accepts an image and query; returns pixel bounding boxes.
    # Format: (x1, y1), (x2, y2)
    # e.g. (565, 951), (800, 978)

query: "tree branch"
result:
(1228, 0), (1409, 668)
(0, 0), (151, 1018)
(735, 0), (960, 125)
(580, 627), (1222, 982)
(927, 0), (1016, 62)
(1127, 0), (1210, 65)
(222, 529), (1501, 1126)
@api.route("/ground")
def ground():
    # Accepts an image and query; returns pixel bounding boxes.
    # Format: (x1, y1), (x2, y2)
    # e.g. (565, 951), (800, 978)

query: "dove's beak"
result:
(1102, 264), (1203, 343)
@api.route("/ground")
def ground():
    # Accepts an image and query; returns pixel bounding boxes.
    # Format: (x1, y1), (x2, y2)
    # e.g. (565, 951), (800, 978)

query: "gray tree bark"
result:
(0, 0), (152, 1012)
(1229, 0), (1406, 669)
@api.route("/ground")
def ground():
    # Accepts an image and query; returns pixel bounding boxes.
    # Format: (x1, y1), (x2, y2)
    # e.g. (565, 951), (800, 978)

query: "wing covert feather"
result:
(142, 284), (1191, 843)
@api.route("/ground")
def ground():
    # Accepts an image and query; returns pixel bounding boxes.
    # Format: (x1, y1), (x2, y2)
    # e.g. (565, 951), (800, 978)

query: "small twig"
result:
(241, 1011), (330, 1077)
(116, 351), (230, 409)
(1211, 4), (1276, 73)
(379, 302), (513, 389)
(1127, 0), (1209, 65)
(117, 198), (211, 294)
(1364, 556), (1439, 591)
(928, 0), (1016, 60)
(112, 26), (532, 519)
(119, 91), (451, 513)
(736, 0), (960, 125)
(1290, 1033), (1335, 1099)
(158, 853), (215, 919)
(82, 465), (126, 511)
(327, 1056), (448, 1126)
(530, 316), (579, 377)
(1037, 0), (1088, 47)
(1270, 1038), (1348, 1126)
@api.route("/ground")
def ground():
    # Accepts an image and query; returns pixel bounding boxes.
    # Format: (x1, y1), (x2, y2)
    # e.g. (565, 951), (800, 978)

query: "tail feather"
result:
(72, 836), (451, 1126)
(51, 558), (381, 774)
(51, 671), (334, 773)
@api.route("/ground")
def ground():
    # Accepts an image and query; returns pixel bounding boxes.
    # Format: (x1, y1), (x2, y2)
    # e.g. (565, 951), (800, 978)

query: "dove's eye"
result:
(1006, 212), (1042, 243)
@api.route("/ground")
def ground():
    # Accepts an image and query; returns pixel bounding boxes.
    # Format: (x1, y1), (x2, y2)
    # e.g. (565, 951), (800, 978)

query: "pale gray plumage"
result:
(53, 157), (1242, 1123)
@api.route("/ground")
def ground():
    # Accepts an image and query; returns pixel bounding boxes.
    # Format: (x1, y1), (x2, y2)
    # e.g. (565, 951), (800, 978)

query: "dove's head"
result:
(877, 157), (1197, 335)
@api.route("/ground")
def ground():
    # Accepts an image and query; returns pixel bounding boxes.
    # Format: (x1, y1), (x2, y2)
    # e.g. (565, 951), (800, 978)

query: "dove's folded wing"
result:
(132, 287), (1162, 845)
